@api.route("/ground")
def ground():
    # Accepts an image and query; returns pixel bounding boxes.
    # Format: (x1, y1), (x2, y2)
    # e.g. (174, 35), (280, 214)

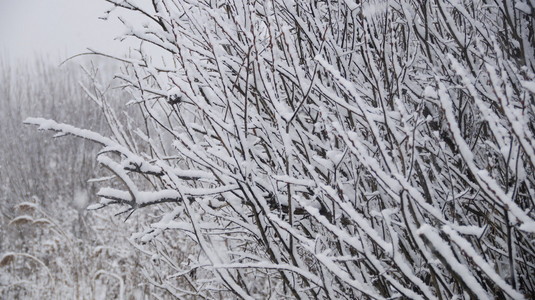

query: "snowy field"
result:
(1, 1), (535, 299)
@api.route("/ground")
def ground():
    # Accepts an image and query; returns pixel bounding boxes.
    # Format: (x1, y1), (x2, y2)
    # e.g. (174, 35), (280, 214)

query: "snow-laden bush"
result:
(27, 0), (535, 299)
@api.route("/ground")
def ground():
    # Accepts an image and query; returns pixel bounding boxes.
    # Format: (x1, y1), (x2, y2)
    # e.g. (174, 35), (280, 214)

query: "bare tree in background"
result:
(26, 0), (535, 299)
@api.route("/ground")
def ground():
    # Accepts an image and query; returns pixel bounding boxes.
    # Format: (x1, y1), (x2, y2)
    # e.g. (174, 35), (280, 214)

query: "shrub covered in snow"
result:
(26, 0), (535, 299)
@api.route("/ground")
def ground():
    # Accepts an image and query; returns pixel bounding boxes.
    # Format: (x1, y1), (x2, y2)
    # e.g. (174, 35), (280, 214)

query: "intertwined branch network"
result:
(27, 1), (535, 299)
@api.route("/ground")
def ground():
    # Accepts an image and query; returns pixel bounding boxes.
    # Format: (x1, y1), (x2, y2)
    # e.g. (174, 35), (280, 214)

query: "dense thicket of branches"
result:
(26, 0), (535, 299)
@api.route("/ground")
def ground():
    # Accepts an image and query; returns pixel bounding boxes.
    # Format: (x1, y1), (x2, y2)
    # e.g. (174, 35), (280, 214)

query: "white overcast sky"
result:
(0, 0), (130, 63)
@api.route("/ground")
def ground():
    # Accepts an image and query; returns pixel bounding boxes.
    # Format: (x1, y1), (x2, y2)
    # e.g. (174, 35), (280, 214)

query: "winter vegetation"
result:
(3, 0), (535, 299)
(0, 58), (162, 298)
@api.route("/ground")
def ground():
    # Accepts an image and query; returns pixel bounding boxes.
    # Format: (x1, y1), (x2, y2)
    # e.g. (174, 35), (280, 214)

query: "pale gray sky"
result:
(0, 0), (128, 63)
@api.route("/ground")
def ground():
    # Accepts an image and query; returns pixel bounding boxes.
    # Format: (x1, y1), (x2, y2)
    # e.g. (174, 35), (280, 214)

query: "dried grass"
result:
(0, 253), (15, 267)
(8, 215), (34, 226)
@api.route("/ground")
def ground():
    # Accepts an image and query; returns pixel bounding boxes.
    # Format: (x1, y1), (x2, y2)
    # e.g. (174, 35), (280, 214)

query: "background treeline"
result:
(0, 57), (168, 299)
